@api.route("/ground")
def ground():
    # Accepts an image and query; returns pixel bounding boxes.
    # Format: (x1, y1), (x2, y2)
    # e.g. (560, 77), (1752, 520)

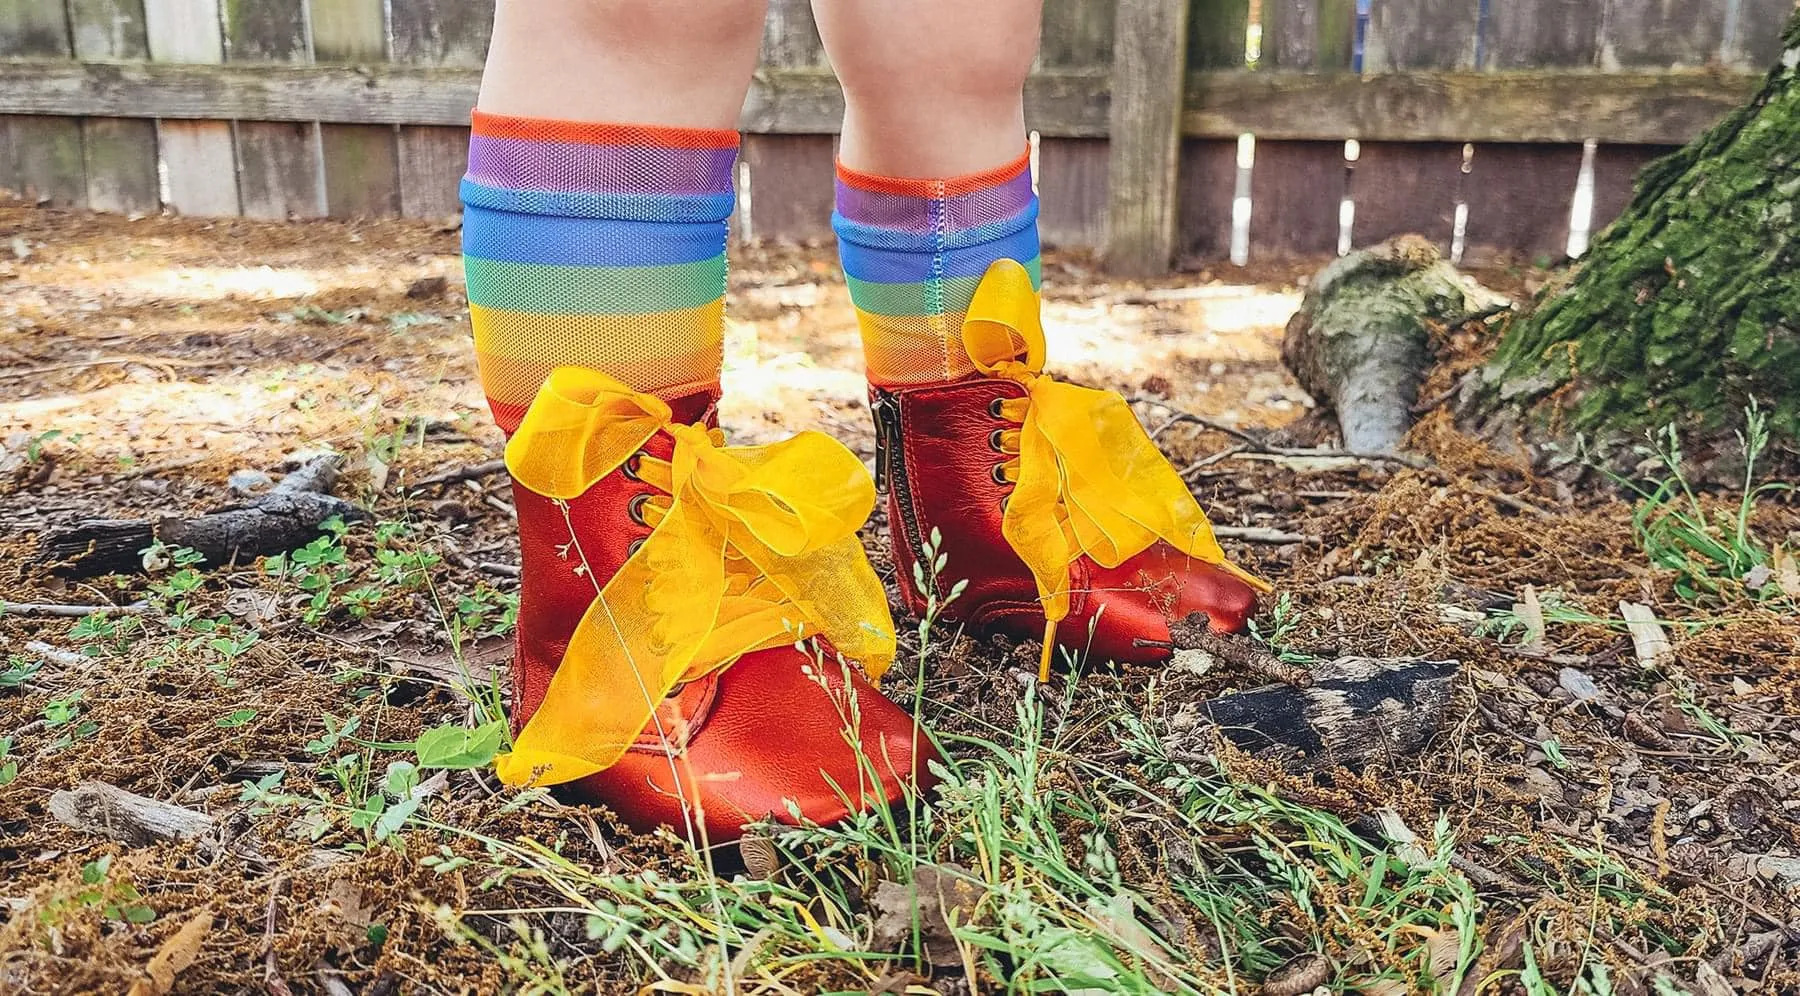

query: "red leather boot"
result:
(872, 260), (1271, 678)
(496, 369), (937, 845)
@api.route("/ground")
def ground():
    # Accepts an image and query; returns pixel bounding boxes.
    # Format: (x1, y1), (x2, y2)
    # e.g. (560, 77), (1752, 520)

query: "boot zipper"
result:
(871, 389), (928, 572)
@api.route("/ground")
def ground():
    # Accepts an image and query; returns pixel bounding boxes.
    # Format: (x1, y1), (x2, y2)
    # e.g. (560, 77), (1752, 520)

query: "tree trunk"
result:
(1457, 12), (1799, 476)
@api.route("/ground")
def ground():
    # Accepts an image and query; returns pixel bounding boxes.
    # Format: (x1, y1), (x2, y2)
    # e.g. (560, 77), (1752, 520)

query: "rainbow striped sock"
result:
(833, 150), (1042, 387)
(462, 111), (738, 432)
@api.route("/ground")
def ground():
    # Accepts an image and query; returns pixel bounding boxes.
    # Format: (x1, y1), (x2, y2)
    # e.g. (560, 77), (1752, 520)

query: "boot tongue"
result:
(665, 387), (720, 428)
(963, 259), (1046, 377)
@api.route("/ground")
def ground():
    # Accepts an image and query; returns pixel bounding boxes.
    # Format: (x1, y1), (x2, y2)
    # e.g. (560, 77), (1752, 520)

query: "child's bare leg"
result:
(479, 0), (765, 127)
(812, 0), (1042, 176)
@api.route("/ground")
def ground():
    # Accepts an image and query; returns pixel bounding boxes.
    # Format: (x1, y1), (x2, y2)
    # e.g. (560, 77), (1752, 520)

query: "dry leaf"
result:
(1775, 546), (1800, 598)
(1262, 952), (1331, 996)
(323, 879), (373, 929)
(126, 909), (212, 996)
(1515, 585), (1546, 654)
(1618, 602), (1673, 670)
(737, 823), (780, 881)
(1692, 961), (1735, 996)
(870, 863), (985, 968)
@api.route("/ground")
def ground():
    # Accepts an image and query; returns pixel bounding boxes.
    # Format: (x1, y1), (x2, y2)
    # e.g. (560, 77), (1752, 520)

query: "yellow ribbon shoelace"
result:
(494, 368), (896, 787)
(963, 260), (1273, 681)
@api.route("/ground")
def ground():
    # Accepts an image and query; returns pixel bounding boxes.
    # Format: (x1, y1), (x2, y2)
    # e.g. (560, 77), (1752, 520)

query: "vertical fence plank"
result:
(71, 0), (151, 60)
(1036, 0), (1113, 252)
(0, 0), (71, 57)
(157, 120), (242, 215)
(1347, 141), (1463, 247)
(1039, 0), (1116, 67)
(1176, 139), (1238, 258)
(1482, 0), (1602, 68)
(1588, 143), (1675, 236)
(83, 118), (160, 213)
(1730, 0), (1794, 66)
(310, 0), (394, 218)
(1249, 140), (1346, 256)
(388, 0), (487, 218)
(321, 124), (401, 217)
(1461, 143), (1583, 262)
(71, 0), (158, 213)
(1261, 0), (1356, 69)
(1106, 0), (1192, 275)
(226, 0), (324, 219)
(146, 0), (240, 215)
(1250, 1), (1353, 260)
(1599, 0), (1729, 69)
(310, 0), (386, 61)
(222, 0), (307, 59)
(388, 0), (491, 64)
(743, 134), (836, 244)
(1364, 0), (1481, 70)
(744, 0), (829, 243)
(398, 125), (469, 219)
(1187, 0), (1250, 69)
(1, 0), (87, 207)
(761, 0), (826, 68)
(1038, 138), (1108, 249)
(6, 117), (87, 207)
(1175, 0), (1247, 264)
(234, 121), (324, 219)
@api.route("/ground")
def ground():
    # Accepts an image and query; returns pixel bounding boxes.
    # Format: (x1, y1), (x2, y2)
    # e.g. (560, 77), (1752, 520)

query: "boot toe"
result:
(1077, 543), (1262, 663)
(567, 646), (938, 844)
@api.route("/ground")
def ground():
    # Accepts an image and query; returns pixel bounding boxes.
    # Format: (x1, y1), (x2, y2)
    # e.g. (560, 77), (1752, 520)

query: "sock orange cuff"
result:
(471, 110), (740, 150)
(834, 147), (1032, 197)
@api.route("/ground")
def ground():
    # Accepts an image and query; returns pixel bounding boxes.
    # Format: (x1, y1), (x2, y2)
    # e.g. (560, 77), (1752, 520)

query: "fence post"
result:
(1104, 0), (1191, 276)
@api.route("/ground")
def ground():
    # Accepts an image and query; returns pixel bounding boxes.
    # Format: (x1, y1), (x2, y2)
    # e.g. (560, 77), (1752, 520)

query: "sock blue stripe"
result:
(461, 205), (726, 268)
(836, 225), (1042, 284)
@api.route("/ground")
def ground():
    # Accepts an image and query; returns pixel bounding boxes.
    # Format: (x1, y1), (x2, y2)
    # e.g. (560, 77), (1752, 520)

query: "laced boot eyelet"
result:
(626, 493), (652, 526)
(620, 453), (643, 482)
(988, 397), (1006, 419)
(987, 428), (1007, 452)
(626, 537), (646, 558)
(990, 464), (1010, 486)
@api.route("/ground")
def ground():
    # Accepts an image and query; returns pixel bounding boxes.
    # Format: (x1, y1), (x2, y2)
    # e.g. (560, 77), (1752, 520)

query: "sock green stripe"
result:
(464, 254), (727, 315)
(845, 256), (1042, 316)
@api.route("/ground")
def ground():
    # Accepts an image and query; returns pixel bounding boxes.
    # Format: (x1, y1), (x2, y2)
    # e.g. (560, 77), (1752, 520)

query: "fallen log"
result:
(1199, 656), (1460, 768)
(1280, 236), (1508, 452)
(37, 455), (366, 578)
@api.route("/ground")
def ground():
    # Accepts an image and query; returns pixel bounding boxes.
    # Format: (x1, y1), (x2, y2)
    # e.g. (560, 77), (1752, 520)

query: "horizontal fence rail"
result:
(0, 0), (1793, 271)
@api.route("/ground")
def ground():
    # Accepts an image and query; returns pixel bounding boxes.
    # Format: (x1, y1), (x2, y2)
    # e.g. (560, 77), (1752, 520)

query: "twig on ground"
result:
(1165, 612), (1314, 687)
(0, 354), (217, 380)
(24, 641), (88, 668)
(2, 600), (147, 617)
(476, 561), (521, 578)
(409, 459), (507, 490)
(1212, 525), (1317, 544)
(1179, 445), (1248, 477)
(1133, 395), (1434, 470)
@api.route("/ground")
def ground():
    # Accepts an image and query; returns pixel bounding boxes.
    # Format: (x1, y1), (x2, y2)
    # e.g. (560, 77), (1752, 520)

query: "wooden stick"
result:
(408, 458), (506, 490)
(1, 600), (147, 617)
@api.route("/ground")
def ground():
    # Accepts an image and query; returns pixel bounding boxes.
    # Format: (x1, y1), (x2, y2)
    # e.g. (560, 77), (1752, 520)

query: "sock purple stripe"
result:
(467, 136), (738, 195)
(833, 168), (1036, 234)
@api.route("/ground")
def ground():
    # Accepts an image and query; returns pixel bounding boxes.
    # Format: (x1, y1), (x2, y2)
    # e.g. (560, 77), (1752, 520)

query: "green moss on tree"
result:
(1461, 11), (1800, 471)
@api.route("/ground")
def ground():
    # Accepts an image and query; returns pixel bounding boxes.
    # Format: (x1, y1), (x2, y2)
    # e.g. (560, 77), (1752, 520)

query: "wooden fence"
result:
(0, 0), (1790, 272)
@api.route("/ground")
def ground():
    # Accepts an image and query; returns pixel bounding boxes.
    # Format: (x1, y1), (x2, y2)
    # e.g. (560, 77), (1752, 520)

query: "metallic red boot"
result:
(496, 369), (937, 845)
(872, 261), (1271, 679)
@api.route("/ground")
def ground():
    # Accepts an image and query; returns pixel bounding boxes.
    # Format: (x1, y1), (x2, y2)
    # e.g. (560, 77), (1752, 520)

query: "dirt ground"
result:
(1, 205), (1796, 994)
